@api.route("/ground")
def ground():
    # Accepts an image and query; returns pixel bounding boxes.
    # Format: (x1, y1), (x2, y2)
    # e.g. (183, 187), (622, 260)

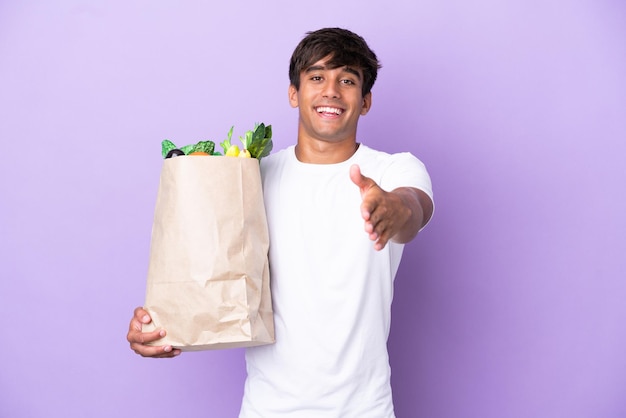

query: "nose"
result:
(322, 80), (340, 99)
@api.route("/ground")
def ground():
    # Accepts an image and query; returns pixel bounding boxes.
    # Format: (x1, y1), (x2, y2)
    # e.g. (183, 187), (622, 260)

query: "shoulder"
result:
(259, 146), (294, 181)
(357, 145), (433, 198)
(356, 145), (428, 176)
(260, 146), (292, 168)
(357, 144), (424, 165)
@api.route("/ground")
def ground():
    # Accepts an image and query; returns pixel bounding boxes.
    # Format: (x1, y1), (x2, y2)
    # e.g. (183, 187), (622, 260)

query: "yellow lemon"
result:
(226, 145), (240, 157)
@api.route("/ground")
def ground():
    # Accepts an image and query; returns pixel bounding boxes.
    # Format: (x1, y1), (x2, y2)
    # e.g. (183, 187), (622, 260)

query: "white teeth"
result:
(316, 106), (343, 115)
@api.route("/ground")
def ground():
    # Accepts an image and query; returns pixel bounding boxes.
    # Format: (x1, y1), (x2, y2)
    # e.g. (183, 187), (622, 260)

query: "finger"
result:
(374, 225), (392, 251)
(365, 201), (388, 235)
(374, 237), (388, 251)
(143, 328), (164, 343)
(365, 215), (388, 250)
(128, 310), (151, 339)
(128, 327), (182, 358)
(366, 208), (394, 250)
(367, 219), (385, 245)
(131, 341), (181, 358)
(127, 313), (164, 346)
(133, 306), (152, 324)
(362, 202), (382, 237)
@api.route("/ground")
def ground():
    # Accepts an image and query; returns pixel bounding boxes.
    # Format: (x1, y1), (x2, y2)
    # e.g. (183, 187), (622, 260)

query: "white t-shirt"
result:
(239, 144), (433, 418)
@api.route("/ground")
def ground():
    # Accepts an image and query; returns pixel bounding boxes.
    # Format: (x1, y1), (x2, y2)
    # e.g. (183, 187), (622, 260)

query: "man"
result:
(128, 27), (434, 417)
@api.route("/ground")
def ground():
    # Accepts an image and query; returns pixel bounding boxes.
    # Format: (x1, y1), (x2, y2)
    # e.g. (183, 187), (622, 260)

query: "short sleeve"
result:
(380, 152), (433, 200)
(379, 152), (434, 230)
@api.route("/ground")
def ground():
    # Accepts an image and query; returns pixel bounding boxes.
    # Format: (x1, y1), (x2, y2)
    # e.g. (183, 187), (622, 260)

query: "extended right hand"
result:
(127, 307), (181, 358)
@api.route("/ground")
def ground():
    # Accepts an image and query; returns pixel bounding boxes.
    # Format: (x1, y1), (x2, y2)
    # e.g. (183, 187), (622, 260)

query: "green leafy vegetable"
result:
(161, 139), (177, 158)
(161, 123), (272, 160)
(242, 123), (273, 160)
(190, 140), (215, 155)
(180, 144), (195, 155)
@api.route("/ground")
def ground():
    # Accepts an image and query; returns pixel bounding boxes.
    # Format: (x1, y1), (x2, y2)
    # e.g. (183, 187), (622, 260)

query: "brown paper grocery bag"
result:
(142, 156), (275, 351)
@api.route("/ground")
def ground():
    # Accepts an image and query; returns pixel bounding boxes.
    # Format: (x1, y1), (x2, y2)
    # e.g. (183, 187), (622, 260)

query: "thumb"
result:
(349, 164), (374, 193)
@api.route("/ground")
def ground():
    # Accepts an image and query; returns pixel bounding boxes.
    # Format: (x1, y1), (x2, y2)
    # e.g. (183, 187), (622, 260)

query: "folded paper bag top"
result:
(143, 156), (275, 351)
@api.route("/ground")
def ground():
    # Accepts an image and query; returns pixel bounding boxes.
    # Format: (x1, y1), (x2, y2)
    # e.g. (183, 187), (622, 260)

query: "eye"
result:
(341, 79), (356, 85)
(310, 75), (323, 82)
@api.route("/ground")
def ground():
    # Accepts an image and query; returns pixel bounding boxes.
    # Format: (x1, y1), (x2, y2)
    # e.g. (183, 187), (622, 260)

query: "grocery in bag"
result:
(142, 124), (275, 350)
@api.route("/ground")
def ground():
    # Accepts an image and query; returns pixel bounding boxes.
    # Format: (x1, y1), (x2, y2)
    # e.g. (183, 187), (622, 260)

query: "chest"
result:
(266, 168), (363, 237)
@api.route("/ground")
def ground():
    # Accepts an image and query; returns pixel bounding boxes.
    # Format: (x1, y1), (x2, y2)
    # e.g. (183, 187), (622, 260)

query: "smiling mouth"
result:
(316, 106), (344, 115)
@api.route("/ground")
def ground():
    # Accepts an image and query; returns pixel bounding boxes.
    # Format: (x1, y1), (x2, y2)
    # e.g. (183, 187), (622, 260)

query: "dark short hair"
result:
(289, 28), (381, 96)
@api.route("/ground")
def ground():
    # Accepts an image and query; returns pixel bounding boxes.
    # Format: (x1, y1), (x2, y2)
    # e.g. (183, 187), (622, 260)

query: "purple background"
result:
(1, 1), (625, 417)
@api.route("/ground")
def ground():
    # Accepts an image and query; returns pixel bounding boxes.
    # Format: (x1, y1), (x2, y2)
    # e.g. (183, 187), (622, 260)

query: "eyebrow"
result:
(304, 64), (362, 79)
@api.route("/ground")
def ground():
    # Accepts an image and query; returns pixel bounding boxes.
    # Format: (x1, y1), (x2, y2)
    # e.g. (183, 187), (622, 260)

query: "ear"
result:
(288, 84), (299, 108)
(360, 92), (372, 115)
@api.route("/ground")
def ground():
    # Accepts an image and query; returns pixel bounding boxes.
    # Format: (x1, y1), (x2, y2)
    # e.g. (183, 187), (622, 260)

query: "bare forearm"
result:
(390, 187), (433, 244)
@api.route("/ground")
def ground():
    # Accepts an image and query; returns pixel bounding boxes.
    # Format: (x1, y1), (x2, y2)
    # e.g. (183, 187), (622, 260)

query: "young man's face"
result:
(289, 57), (372, 146)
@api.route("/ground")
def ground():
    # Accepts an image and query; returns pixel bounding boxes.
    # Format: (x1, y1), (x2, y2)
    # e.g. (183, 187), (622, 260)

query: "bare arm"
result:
(350, 164), (433, 251)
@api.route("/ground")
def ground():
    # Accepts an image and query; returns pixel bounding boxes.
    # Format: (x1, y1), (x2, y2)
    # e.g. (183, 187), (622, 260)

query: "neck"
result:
(295, 140), (360, 164)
